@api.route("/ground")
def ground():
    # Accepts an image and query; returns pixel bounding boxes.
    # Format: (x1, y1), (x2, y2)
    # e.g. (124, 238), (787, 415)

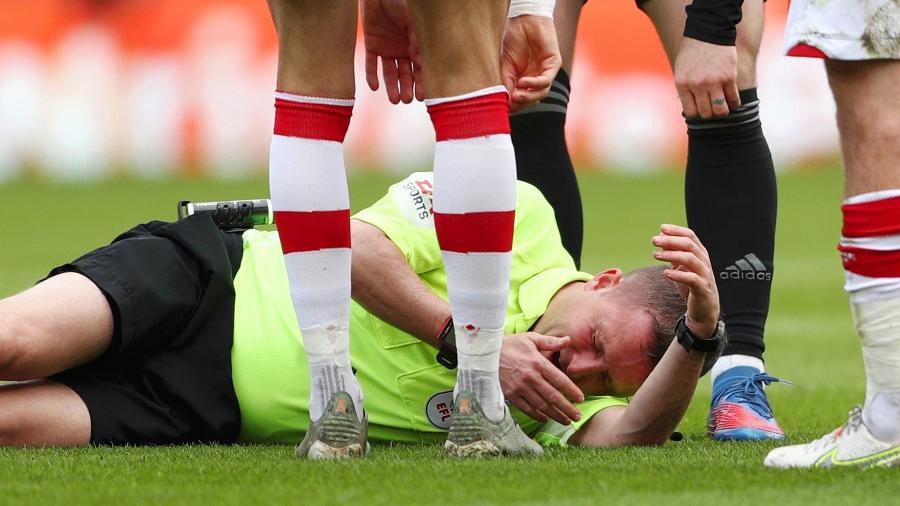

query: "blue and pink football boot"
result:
(708, 366), (788, 441)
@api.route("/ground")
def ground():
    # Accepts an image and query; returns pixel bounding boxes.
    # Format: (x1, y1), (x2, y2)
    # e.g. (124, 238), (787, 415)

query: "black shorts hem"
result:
(47, 214), (243, 445)
(46, 260), (134, 366)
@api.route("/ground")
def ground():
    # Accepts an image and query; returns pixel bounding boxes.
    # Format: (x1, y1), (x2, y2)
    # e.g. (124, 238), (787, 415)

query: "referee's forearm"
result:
(610, 341), (705, 445)
(350, 221), (449, 346)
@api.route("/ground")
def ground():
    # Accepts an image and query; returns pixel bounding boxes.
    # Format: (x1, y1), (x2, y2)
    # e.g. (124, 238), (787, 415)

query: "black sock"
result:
(510, 70), (584, 268)
(685, 89), (776, 360)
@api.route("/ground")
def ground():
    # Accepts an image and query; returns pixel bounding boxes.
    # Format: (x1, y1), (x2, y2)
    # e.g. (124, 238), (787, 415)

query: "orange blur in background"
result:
(0, 0), (837, 180)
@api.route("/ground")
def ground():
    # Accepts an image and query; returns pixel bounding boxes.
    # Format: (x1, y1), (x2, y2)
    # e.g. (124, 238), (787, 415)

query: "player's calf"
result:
(765, 190), (900, 468)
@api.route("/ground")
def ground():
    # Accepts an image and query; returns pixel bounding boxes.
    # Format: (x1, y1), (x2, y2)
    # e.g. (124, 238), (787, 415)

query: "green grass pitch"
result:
(0, 168), (897, 505)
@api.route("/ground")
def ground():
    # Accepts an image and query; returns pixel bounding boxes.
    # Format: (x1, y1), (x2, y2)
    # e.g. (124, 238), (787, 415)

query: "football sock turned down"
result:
(426, 86), (515, 423)
(840, 191), (900, 443)
(510, 70), (583, 267)
(269, 92), (363, 422)
(685, 88), (776, 362)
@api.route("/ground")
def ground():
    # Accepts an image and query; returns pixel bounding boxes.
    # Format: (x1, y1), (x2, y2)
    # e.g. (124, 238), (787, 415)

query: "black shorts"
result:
(48, 214), (245, 445)
(632, 0), (766, 10)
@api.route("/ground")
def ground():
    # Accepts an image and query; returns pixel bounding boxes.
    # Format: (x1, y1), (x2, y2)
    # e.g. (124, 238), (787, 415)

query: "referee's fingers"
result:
(523, 389), (570, 425)
(540, 358), (584, 403)
(535, 375), (580, 423)
(511, 395), (548, 423)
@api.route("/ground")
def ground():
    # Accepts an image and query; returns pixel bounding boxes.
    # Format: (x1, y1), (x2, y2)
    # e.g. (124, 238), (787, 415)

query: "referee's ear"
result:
(584, 269), (623, 292)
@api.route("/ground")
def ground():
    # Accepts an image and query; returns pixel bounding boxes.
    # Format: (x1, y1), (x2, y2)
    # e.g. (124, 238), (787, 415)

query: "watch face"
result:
(444, 327), (456, 348)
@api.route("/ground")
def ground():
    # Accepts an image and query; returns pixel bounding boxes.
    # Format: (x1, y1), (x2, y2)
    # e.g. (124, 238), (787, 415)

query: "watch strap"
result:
(675, 314), (724, 353)
(436, 316), (457, 369)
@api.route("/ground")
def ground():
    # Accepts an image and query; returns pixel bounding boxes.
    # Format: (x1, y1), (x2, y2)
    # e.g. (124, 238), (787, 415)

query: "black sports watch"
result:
(674, 314), (725, 353)
(436, 317), (458, 369)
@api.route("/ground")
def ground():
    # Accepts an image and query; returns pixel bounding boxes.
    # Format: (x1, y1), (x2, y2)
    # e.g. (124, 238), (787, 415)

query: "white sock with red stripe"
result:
(269, 92), (363, 422)
(427, 86), (515, 423)
(840, 190), (900, 443)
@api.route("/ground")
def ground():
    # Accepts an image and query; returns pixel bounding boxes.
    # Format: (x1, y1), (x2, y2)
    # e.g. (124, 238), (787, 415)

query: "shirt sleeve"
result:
(352, 173), (573, 276)
(532, 396), (630, 448)
(351, 172), (445, 274)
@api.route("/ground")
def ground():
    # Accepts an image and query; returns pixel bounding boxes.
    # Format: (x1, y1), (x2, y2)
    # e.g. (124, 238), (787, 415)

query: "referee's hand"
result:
(652, 224), (720, 337)
(500, 333), (584, 425)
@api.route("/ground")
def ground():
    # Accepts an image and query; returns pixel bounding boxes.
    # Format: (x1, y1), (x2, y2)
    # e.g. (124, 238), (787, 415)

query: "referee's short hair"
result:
(618, 266), (719, 377)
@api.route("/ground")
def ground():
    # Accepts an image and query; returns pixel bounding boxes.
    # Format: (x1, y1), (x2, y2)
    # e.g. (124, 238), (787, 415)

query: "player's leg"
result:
(641, 0), (782, 441)
(511, 0), (584, 267)
(266, 0), (366, 459)
(0, 381), (91, 447)
(0, 273), (113, 381)
(766, 60), (900, 469)
(407, 0), (541, 456)
(0, 273), (111, 447)
(832, 57), (900, 449)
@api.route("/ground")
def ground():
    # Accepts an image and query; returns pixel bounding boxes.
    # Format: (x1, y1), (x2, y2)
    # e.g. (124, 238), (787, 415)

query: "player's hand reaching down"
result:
(362, 0), (423, 104)
(501, 15), (562, 113)
(652, 224), (720, 337)
(674, 37), (741, 119)
(500, 332), (584, 425)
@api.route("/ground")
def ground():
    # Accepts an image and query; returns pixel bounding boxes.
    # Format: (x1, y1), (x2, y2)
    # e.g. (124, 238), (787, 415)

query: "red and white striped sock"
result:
(427, 86), (515, 422)
(840, 190), (900, 442)
(269, 92), (362, 422)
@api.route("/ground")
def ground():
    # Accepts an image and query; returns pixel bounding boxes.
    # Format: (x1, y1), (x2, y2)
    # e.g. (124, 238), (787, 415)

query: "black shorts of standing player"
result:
(48, 215), (244, 445)
(633, 1), (767, 9)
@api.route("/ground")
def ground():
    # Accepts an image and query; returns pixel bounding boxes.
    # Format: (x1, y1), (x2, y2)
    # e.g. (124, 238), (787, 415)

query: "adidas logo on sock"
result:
(719, 253), (772, 281)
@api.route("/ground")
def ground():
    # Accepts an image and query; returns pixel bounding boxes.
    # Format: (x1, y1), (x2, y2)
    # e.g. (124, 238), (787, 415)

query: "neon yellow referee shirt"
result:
(231, 172), (628, 446)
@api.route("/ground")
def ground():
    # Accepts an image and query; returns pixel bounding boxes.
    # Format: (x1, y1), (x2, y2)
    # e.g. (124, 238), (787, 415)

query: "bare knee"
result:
(826, 60), (900, 195)
(269, 0), (357, 97)
(408, 0), (506, 96)
(0, 325), (47, 381)
(0, 273), (114, 381)
(0, 300), (33, 381)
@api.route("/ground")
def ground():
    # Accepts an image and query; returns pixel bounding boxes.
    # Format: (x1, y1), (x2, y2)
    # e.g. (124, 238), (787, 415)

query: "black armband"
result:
(683, 0), (744, 46)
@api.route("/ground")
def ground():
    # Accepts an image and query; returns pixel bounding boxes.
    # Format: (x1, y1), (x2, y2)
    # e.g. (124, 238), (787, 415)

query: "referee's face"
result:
(556, 295), (656, 397)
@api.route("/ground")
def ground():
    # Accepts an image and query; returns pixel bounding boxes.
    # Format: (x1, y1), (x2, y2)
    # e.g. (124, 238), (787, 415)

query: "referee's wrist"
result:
(684, 314), (717, 340)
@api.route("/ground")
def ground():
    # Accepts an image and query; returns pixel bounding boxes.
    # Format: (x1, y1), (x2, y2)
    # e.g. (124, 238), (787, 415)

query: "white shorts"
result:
(784, 0), (900, 60)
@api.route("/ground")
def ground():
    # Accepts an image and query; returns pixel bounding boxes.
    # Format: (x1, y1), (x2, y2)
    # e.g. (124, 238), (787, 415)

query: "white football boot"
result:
(764, 406), (900, 468)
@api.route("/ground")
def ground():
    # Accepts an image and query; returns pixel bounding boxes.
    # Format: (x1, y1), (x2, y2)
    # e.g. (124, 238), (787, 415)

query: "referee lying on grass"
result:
(0, 172), (724, 450)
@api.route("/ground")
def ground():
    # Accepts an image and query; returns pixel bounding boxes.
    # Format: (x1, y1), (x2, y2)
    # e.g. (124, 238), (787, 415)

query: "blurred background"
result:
(0, 0), (840, 181)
